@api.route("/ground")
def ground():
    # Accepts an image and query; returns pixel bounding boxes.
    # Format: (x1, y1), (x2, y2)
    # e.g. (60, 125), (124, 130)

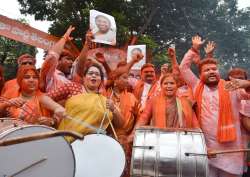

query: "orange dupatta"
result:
(194, 79), (236, 143)
(107, 89), (138, 134)
(152, 91), (195, 128)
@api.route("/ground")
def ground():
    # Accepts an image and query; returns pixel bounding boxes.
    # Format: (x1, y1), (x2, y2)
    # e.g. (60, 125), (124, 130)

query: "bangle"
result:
(62, 36), (68, 41)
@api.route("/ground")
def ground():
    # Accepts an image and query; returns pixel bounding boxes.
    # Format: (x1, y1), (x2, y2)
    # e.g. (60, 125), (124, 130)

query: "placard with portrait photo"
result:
(90, 10), (116, 45)
(127, 45), (146, 70)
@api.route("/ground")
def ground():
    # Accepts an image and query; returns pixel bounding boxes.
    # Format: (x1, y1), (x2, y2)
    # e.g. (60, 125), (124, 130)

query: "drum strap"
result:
(98, 91), (118, 140)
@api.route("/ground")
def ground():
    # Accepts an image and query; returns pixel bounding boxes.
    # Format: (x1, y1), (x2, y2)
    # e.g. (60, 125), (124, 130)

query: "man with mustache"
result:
(40, 26), (94, 92)
(180, 36), (250, 177)
(133, 63), (160, 111)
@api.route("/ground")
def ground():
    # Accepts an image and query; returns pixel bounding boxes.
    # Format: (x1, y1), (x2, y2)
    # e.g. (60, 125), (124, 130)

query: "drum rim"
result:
(0, 124), (76, 177)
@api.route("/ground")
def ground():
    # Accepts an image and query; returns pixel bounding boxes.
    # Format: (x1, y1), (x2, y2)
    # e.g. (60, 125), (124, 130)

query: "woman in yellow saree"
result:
(44, 63), (123, 142)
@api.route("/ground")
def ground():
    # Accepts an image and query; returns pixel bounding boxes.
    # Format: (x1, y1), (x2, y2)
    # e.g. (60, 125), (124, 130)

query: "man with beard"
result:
(133, 63), (160, 111)
(180, 35), (250, 177)
(40, 26), (96, 93)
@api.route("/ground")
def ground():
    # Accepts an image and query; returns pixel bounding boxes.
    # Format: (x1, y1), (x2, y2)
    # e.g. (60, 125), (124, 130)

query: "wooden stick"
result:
(137, 126), (203, 133)
(0, 130), (84, 146)
(208, 149), (250, 157)
(185, 148), (250, 158)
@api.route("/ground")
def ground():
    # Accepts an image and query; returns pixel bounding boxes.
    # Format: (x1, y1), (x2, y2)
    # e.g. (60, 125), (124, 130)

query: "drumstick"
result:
(103, 111), (118, 140)
(9, 157), (47, 177)
(99, 90), (118, 140)
(185, 148), (250, 158)
(64, 115), (106, 134)
(0, 130), (84, 146)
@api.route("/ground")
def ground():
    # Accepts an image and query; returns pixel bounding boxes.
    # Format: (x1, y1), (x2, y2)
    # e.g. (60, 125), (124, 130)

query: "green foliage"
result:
(138, 35), (169, 71)
(17, 0), (250, 75)
(0, 37), (37, 80)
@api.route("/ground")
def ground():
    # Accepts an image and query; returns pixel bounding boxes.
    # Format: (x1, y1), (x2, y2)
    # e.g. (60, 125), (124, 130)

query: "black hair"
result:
(131, 48), (142, 54)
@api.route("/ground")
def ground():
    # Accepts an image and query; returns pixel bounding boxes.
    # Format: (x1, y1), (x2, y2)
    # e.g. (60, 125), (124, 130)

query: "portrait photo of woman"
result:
(90, 10), (117, 45)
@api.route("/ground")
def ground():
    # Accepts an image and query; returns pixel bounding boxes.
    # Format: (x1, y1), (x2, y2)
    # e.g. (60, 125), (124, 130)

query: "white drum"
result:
(72, 134), (126, 177)
(0, 125), (75, 177)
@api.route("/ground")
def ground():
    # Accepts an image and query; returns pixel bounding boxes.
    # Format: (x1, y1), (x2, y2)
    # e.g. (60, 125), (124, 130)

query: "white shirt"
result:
(140, 83), (152, 109)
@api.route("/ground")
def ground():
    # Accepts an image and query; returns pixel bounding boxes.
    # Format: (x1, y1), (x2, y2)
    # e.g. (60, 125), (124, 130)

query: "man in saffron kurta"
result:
(133, 63), (160, 111)
(180, 36), (250, 177)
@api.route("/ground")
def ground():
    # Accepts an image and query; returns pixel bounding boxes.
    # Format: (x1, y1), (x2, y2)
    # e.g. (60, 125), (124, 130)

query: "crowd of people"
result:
(0, 26), (250, 177)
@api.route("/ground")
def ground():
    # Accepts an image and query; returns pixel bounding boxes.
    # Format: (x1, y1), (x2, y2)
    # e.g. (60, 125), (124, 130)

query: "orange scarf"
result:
(133, 80), (158, 101)
(106, 89), (138, 134)
(152, 91), (195, 128)
(118, 91), (137, 132)
(194, 79), (236, 143)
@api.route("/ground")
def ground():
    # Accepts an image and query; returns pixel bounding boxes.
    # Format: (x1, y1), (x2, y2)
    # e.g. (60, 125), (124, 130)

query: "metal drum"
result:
(0, 125), (75, 177)
(131, 127), (208, 177)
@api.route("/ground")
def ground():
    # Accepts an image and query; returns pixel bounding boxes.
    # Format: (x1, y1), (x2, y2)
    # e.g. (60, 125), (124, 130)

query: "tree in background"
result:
(17, 0), (250, 75)
(0, 19), (37, 80)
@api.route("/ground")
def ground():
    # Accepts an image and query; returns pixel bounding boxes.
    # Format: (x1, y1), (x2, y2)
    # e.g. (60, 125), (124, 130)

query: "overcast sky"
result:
(0, 0), (250, 68)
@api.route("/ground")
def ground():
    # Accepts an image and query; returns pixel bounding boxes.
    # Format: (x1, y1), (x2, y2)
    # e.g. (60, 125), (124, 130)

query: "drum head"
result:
(72, 134), (125, 177)
(0, 125), (75, 177)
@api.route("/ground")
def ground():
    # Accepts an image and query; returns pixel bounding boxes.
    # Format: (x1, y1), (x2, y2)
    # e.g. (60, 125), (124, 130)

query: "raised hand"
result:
(204, 41), (216, 56)
(63, 25), (75, 41)
(132, 52), (144, 63)
(192, 35), (205, 51)
(95, 52), (106, 64)
(85, 30), (94, 46)
(161, 63), (169, 75)
(167, 47), (176, 59)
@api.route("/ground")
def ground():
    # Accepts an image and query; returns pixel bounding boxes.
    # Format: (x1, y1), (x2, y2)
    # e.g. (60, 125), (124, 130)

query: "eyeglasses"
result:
(21, 62), (33, 65)
(86, 72), (101, 77)
(129, 74), (135, 78)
